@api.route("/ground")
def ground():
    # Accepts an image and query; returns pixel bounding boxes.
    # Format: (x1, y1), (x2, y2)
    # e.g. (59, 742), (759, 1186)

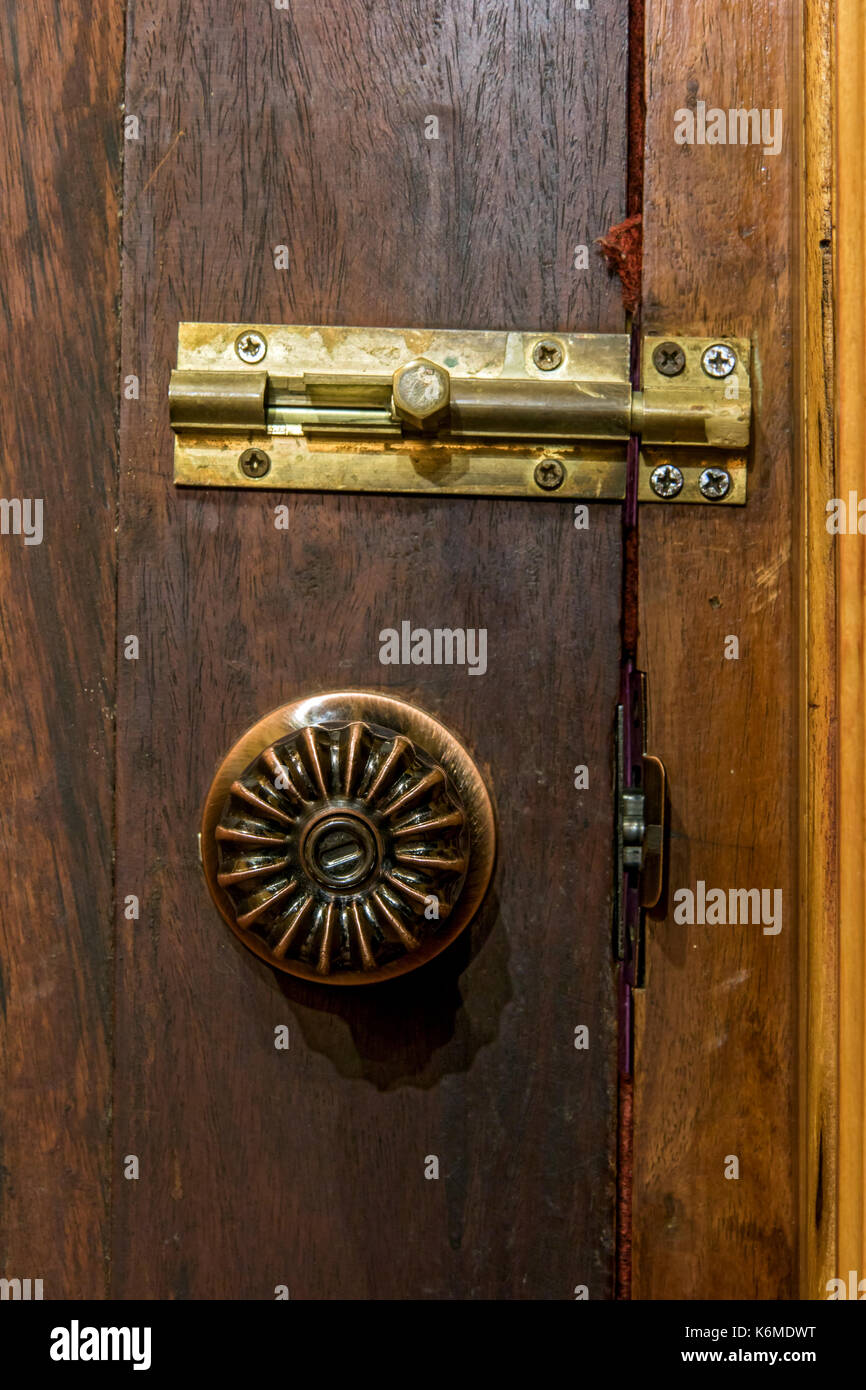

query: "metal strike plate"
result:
(169, 324), (750, 503)
(638, 336), (750, 505)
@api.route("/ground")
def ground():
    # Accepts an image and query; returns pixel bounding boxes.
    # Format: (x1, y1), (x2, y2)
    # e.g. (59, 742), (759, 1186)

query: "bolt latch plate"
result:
(615, 684), (667, 985)
(169, 324), (750, 504)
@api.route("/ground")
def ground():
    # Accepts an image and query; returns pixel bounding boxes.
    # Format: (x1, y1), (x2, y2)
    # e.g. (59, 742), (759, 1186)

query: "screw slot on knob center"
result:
(302, 812), (380, 890)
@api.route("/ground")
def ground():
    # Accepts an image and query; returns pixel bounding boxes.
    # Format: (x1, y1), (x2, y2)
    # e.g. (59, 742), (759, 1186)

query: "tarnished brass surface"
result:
(176, 435), (627, 499)
(639, 447), (748, 504)
(636, 336), (751, 449)
(447, 377), (632, 437)
(201, 692), (496, 985)
(168, 370), (267, 430)
(639, 753), (666, 911)
(173, 324), (631, 497)
(170, 323), (750, 502)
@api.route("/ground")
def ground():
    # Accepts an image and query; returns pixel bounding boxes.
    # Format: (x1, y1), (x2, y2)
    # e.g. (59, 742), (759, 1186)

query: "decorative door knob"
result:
(201, 692), (495, 984)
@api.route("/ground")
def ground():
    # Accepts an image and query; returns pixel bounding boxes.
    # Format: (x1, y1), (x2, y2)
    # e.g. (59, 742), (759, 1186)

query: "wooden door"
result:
(2, 0), (810, 1307)
(111, 1), (628, 1299)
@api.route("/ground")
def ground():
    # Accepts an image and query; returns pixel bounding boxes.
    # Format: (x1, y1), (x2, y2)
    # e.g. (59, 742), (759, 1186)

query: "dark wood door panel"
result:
(115, 0), (628, 1297)
(114, 498), (624, 1298)
(0, 1), (123, 1299)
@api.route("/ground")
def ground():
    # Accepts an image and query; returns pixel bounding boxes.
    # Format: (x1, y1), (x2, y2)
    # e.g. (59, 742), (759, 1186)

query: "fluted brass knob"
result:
(201, 693), (495, 984)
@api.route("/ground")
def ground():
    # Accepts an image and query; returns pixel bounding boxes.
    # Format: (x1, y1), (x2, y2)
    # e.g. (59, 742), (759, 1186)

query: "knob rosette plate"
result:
(201, 692), (495, 984)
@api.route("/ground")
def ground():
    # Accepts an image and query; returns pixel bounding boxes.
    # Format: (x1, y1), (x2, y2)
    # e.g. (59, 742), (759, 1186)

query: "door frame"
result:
(799, 0), (866, 1301)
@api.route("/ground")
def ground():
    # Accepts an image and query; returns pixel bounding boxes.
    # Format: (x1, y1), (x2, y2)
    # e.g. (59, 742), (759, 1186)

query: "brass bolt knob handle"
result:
(391, 358), (451, 433)
(202, 693), (495, 984)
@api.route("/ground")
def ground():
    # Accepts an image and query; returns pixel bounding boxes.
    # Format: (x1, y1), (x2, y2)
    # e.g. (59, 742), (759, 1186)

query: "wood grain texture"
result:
(634, 1), (798, 1297)
(115, 0), (628, 1298)
(798, 0), (836, 1300)
(0, 3), (121, 1296)
(835, 0), (866, 1295)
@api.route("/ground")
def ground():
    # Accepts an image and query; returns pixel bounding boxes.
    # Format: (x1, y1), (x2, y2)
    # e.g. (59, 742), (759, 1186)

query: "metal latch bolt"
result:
(169, 325), (751, 504)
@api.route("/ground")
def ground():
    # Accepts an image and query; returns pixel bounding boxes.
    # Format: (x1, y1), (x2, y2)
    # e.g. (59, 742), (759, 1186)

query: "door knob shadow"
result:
(271, 890), (510, 1090)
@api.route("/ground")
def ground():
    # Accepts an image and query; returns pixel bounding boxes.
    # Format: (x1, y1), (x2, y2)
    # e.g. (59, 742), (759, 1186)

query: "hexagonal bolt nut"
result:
(392, 359), (451, 433)
(649, 463), (684, 499)
(701, 343), (737, 378)
(698, 466), (732, 500)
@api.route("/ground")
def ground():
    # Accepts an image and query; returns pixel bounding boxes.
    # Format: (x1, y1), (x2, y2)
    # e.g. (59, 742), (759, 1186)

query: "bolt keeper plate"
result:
(638, 335), (750, 505)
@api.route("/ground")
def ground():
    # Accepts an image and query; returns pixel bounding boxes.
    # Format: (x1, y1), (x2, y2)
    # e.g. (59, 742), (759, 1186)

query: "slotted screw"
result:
(699, 467), (732, 500)
(235, 330), (267, 364)
(649, 464), (684, 499)
(701, 343), (736, 378)
(652, 342), (686, 377)
(532, 339), (565, 371)
(534, 458), (566, 491)
(239, 447), (271, 478)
